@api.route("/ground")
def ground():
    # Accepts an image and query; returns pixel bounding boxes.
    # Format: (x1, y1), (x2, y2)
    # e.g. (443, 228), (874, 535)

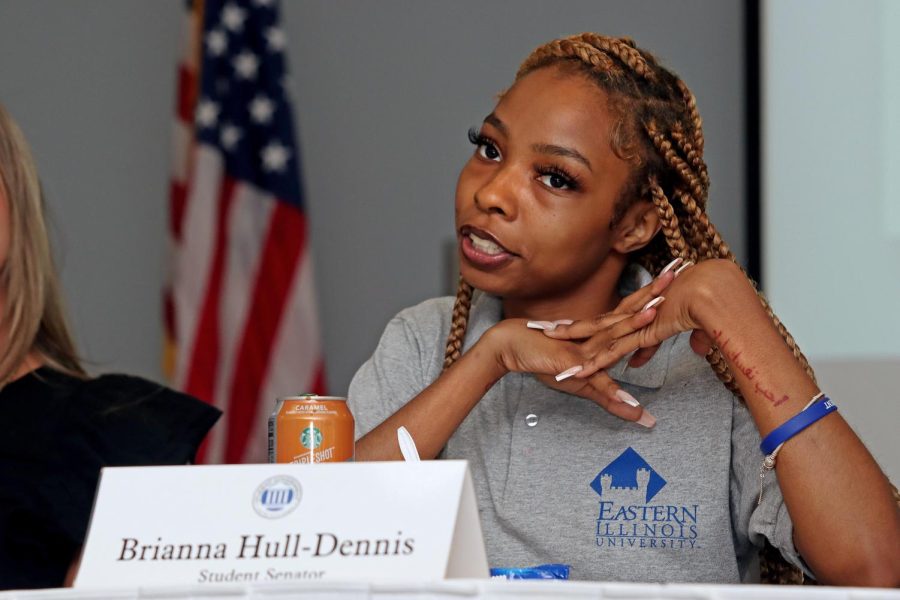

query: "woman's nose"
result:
(473, 167), (519, 219)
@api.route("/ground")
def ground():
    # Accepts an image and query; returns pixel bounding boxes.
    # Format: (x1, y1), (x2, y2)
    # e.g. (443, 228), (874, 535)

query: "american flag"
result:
(165, 0), (326, 463)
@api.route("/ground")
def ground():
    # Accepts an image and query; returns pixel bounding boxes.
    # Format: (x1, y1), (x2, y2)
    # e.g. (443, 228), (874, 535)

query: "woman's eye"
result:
(538, 173), (571, 190)
(477, 142), (501, 161)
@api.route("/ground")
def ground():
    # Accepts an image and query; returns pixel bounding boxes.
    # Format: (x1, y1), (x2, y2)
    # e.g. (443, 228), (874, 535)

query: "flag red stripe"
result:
(194, 426), (212, 465)
(183, 177), (238, 407)
(310, 360), (328, 396)
(223, 203), (306, 463)
(177, 64), (196, 124)
(169, 180), (188, 241)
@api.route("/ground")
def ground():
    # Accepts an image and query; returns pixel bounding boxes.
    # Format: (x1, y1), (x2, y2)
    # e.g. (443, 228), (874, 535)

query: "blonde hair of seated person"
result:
(0, 103), (84, 385)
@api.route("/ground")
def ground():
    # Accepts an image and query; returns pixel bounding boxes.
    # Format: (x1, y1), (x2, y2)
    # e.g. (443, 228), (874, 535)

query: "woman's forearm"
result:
(695, 266), (900, 586)
(354, 334), (506, 461)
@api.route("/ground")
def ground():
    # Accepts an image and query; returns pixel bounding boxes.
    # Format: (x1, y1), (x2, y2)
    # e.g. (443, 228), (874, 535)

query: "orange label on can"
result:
(270, 398), (354, 464)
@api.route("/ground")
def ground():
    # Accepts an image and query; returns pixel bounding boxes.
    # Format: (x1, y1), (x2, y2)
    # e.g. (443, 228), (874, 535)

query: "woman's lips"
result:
(459, 226), (516, 269)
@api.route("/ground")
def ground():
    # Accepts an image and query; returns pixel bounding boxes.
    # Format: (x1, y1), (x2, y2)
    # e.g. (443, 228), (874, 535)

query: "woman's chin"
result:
(458, 263), (520, 298)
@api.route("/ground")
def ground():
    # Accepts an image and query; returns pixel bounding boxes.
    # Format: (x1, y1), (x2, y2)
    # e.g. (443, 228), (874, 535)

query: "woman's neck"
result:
(15, 352), (44, 379)
(502, 254), (627, 321)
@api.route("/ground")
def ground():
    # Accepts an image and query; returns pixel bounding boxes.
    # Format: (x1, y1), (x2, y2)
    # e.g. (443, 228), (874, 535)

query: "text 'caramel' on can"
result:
(268, 395), (355, 464)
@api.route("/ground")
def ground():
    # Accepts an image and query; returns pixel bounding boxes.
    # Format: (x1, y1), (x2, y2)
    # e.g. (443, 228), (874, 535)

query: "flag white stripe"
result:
(180, 13), (195, 69)
(173, 146), (223, 389)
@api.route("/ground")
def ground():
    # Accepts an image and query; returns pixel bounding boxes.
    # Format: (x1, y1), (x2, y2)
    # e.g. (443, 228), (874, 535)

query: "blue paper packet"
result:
(489, 563), (570, 580)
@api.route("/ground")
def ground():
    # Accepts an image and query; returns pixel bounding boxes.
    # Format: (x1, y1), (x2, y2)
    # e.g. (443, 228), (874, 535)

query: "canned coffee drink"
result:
(268, 395), (355, 464)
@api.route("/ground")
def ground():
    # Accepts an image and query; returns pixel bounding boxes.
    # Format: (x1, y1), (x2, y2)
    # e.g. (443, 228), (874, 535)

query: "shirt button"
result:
(525, 413), (538, 427)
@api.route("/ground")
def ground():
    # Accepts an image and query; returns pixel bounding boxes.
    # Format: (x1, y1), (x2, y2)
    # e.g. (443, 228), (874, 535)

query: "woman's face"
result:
(455, 66), (633, 302)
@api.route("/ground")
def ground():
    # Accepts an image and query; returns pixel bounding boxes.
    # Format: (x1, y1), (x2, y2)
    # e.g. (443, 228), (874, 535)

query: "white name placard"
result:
(75, 461), (488, 587)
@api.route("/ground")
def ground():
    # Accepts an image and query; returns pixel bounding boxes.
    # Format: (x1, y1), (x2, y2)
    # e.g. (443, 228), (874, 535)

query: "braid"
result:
(690, 196), (732, 259)
(677, 78), (705, 154)
(579, 33), (656, 81)
(648, 179), (690, 261)
(707, 346), (740, 394)
(646, 120), (707, 204)
(673, 189), (709, 261)
(519, 38), (617, 77)
(442, 277), (474, 370)
(645, 120), (719, 262)
(672, 121), (710, 190)
(518, 33), (656, 84)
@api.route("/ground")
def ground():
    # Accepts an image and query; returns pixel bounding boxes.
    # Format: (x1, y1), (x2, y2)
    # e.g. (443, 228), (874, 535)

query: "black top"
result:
(0, 368), (221, 590)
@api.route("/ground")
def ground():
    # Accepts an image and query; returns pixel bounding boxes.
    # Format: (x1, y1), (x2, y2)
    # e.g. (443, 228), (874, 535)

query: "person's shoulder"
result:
(3, 366), (81, 399)
(386, 296), (456, 340)
(68, 372), (221, 464)
(388, 292), (500, 340)
(393, 296), (456, 324)
(80, 372), (192, 405)
(76, 372), (212, 415)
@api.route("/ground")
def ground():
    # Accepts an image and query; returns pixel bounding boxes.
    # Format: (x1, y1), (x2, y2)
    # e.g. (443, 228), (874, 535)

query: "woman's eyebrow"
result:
(483, 112), (508, 136)
(532, 143), (593, 172)
(484, 112), (592, 171)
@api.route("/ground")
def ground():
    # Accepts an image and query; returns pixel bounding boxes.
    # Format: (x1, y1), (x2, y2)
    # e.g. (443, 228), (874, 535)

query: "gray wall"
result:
(0, 0), (746, 395)
(763, 0), (899, 481)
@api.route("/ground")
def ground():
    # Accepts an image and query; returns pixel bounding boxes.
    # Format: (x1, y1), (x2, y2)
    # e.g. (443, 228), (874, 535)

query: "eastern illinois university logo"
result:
(591, 447), (699, 550)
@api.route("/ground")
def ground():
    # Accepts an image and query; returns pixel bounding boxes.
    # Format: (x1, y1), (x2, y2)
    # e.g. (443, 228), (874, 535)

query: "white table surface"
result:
(2, 581), (898, 600)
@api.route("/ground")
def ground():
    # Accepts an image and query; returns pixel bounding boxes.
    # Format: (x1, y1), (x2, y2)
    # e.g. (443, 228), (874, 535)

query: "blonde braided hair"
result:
(442, 33), (815, 398)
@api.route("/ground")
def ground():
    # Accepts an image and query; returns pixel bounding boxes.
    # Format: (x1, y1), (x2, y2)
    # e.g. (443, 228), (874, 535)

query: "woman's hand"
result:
(630, 259), (755, 351)
(484, 317), (657, 426)
(541, 261), (678, 374)
(481, 274), (673, 427)
(490, 310), (659, 379)
(545, 259), (750, 375)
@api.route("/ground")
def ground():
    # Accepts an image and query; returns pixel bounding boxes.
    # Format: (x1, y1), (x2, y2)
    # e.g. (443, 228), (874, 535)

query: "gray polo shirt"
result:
(348, 267), (806, 583)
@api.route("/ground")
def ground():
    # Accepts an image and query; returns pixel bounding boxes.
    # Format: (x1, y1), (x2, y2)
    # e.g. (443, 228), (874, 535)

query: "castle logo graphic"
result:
(591, 447), (699, 550)
(590, 447), (666, 503)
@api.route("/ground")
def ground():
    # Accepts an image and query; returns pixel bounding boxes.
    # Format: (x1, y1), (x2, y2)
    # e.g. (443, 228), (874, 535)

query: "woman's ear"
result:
(611, 201), (661, 253)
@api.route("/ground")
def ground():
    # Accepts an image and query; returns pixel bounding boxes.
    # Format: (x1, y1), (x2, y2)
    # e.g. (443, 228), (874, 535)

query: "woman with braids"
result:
(0, 103), (221, 589)
(348, 34), (900, 585)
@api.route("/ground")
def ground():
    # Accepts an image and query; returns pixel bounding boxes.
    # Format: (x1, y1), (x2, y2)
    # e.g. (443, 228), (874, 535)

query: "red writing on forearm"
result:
(712, 329), (789, 407)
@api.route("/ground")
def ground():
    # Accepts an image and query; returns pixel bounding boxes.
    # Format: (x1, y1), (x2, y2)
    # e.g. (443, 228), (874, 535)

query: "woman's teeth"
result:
(469, 233), (505, 255)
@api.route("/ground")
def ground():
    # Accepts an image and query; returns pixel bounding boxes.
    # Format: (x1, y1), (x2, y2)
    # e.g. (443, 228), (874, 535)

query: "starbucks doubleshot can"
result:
(268, 395), (355, 464)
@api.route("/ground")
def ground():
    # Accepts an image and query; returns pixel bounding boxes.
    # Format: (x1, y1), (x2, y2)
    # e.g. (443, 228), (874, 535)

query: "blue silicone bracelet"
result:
(760, 397), (837, 455)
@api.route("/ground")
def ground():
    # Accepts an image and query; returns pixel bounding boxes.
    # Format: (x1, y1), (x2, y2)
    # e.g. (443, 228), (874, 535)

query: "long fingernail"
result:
(527, 320), (556, 331)
(642, 296), (665, 312)
(615, 390), (641, 407)
(552, 319), (574, 326)
(637, 411), (657, 428)
(659, 257), (683, 276)
(674, 261), (694, 277)
(555, 365), (582, 382)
